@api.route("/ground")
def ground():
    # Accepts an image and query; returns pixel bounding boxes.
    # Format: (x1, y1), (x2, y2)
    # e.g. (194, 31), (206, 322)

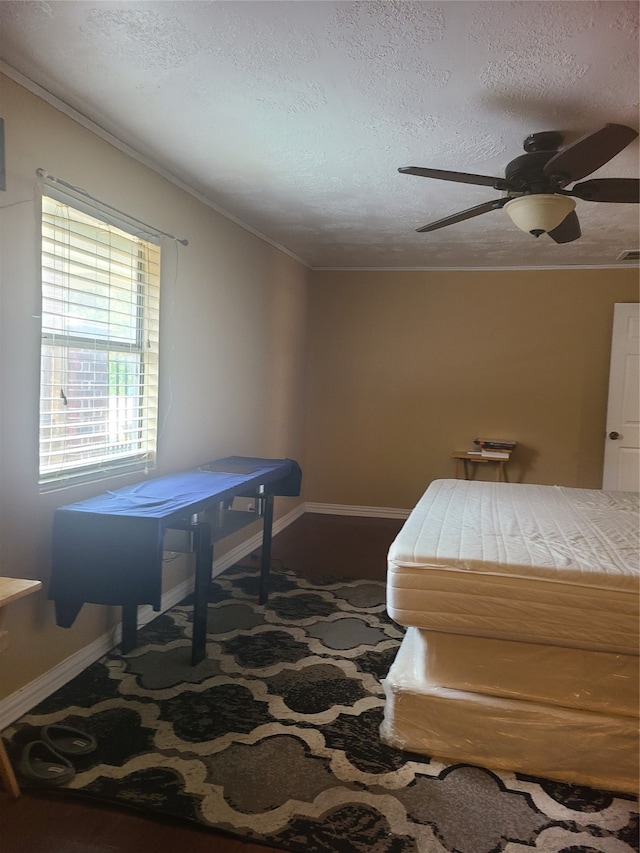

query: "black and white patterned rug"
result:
(6, 564), (639, 853)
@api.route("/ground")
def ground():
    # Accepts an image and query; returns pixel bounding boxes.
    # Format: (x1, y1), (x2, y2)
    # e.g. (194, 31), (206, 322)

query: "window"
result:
(39, 194), (160, 489)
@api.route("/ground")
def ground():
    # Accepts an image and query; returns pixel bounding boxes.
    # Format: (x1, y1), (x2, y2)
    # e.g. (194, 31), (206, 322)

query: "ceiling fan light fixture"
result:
(504, 194), (576, 237)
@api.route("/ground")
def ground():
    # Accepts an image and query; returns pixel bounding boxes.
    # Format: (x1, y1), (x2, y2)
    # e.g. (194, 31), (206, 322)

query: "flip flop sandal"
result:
(19, 740), (75, 786)
(41, 724), (97, 756)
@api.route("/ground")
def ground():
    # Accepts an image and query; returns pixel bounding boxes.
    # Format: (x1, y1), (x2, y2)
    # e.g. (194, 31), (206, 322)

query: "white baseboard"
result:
(0, 501), (403, 729)
(305, 502), (410, 520)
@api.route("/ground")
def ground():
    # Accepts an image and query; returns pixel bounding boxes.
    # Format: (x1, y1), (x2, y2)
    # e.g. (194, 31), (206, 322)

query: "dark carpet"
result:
(6, 563), (639, 853)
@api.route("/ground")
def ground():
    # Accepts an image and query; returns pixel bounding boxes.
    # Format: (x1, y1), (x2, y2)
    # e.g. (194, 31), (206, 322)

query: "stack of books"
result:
(472, 438), (516, 460)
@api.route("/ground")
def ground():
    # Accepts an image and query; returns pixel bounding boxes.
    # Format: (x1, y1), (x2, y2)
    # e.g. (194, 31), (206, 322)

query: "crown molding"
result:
(312, 264), (640, 272)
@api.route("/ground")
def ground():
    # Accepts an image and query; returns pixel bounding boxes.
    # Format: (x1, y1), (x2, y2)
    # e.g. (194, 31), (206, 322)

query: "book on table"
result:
(473, 438), (516, 452)
(480, 448), (511, 459)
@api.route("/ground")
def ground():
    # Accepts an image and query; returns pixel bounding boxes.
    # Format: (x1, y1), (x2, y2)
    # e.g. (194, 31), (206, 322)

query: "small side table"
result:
(0, 577), (42, 798)
(452, 451), (510, 482)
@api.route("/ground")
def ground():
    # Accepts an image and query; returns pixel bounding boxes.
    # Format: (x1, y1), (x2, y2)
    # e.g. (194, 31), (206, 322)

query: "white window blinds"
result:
(39, 194), (161, 488)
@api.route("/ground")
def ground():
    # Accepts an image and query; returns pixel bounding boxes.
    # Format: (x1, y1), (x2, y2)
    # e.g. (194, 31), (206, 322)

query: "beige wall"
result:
(0, 76), (309, 701)
(305, 269), (639, 509)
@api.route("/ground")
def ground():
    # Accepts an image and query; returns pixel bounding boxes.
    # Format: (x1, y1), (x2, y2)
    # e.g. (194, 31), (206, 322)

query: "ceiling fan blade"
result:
(567, 178), (640, 203)
(399, 166), (504, 189)
(416, 198), (508, 233)
(544, 124), (638, 183)
(547, 210), (581, 244)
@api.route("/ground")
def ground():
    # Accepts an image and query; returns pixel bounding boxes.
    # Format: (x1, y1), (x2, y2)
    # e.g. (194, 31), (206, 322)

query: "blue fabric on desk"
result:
(58, 460), (299, 517)
(49, 457), (301, 627)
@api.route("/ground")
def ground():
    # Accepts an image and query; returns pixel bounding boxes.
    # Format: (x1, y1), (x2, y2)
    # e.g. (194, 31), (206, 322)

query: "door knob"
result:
(609, 431), (620, 440)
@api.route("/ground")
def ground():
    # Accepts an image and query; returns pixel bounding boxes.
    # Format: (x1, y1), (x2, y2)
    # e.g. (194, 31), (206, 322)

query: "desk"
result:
(452, 451), (510, 482)
(49, 456), (301, 665)
(0, 577), (42, 797)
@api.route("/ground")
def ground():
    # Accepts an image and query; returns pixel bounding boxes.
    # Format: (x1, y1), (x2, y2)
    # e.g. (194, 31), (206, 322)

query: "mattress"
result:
(387, 480), (640, 654)
(381, 628), (639, 793)
(410, 628), (638, 716)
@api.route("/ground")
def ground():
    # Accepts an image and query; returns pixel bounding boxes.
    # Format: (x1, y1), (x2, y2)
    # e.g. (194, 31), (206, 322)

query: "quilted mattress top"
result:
(389, 479), (639, 592)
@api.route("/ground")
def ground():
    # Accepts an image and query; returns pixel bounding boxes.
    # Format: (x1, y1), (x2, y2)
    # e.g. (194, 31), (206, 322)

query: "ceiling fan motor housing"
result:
(504, 152), (564, 193)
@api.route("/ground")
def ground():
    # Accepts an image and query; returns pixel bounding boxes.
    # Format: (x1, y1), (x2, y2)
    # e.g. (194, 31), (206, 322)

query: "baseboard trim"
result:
(0, 503), (306, 731)
(305, 502), (410, 520)
(1, 501), (407, 728)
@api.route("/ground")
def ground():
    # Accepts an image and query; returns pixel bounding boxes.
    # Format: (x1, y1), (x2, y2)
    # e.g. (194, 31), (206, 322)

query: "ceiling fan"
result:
(399, 124), (639, 243)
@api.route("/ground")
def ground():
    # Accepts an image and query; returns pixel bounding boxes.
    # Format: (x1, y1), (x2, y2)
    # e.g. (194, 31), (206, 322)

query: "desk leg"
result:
(121, 604), (138, 653)
(191, 521), (212, 666)
(259, 494), (274, 605)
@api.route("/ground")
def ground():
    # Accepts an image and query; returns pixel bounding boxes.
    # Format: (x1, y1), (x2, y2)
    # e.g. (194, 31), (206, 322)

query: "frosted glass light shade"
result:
(504, 194), (576, 236)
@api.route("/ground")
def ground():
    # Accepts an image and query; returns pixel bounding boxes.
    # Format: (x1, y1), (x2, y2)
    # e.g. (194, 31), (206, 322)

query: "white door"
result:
(603, 303), (640, 491)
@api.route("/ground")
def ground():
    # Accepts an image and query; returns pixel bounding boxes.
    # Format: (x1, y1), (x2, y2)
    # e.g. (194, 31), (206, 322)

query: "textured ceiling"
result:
(1, 0), (639, 269)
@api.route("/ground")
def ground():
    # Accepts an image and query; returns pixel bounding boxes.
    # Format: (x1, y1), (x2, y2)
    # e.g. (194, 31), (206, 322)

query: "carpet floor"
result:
(6, 563), (639, 853)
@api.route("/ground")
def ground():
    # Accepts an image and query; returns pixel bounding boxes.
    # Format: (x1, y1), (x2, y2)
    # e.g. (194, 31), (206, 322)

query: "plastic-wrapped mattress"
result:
(422, 629), (638, 715)
(381, 628), (639, 793)
(387, 479), (640, 654)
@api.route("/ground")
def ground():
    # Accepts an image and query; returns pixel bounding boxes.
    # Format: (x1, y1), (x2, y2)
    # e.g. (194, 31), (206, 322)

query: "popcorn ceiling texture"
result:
(0, 0), (638, 269)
